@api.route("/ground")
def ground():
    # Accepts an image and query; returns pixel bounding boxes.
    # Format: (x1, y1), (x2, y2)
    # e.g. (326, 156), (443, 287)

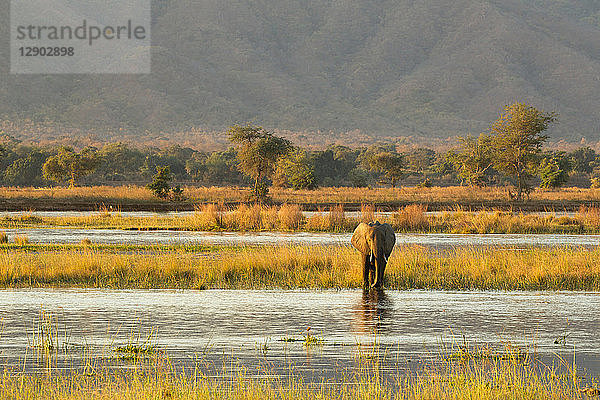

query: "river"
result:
(1, 289), (598, 380)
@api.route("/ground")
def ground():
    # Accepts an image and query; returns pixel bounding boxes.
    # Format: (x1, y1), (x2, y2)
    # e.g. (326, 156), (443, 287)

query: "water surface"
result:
(3, 228), (600, 248)
(1, 289), (598, 380)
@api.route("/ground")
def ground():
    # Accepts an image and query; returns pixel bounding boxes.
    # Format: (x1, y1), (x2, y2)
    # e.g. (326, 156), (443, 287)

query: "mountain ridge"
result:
(1, 0), (600, 142)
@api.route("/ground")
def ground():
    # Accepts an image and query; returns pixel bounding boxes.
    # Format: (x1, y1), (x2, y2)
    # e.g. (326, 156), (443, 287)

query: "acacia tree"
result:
(489, 103), (557, 200)
(228, 125), (291, 200)
(42, 146), (98, 187)
(368, 152), (405, 187)
(450, 134), (493, 186)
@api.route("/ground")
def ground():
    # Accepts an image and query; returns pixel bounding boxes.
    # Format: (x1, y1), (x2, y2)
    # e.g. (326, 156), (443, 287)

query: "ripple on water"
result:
(3, 227), (600, 248)
(0, 289), (598, 379)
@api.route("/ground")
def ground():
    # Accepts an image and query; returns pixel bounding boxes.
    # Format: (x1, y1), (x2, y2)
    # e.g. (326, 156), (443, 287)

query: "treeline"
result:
(0, 104), (599, 194)
(0, 136), (598, 190)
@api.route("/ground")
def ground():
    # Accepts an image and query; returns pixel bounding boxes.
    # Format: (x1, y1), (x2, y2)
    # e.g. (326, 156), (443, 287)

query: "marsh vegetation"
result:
(3, 204), (600, 234)
(0, 356), (588, 400)
(0, 244), (599, 290)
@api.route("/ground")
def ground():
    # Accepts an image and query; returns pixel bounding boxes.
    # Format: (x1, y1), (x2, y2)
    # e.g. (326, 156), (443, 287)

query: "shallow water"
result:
(0, 289), (598, 380)
(3, 227), (600, 248)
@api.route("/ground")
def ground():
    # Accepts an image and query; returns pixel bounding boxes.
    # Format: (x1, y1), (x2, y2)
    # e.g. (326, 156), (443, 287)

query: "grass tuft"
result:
(277, 204), (303, 230)
(13, 235), (30, 245)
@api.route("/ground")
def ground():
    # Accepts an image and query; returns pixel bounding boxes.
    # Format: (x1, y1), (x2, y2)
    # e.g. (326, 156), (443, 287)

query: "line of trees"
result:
(0, 104), (599, 198)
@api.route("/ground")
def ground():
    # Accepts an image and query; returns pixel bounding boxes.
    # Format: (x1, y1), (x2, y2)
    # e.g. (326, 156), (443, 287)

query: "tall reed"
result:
(193, 202), (226, 229)
(360, 203), (375, 223)
(328, 204), (346, 231)
(0, 350), (584, 399)
(577, 205), (600, 230)
(392, 205), (429, 231)
(277, 204), (303, 230)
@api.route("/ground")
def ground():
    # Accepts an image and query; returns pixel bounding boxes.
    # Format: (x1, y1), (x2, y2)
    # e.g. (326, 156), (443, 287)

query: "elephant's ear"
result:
(351, 223), (371, 254)
(381, 223), (396, 257)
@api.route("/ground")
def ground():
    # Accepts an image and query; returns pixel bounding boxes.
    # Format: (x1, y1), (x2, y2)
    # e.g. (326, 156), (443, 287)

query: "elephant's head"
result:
(351, 222), (396, 288)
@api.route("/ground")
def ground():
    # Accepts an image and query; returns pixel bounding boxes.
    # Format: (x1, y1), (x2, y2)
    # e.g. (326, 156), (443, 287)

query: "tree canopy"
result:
(450, 134), (494, 186)
(42, 146), (99, 187)
(489, 103), (558, 200)
(367, 152), (405, 188)
(274, 149), (316, 190)
(228, 125), (292, 200)
(538, 152), (571, 189)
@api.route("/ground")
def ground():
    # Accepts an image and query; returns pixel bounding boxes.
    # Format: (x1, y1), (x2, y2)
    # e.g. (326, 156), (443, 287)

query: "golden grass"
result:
(1, 245), (600, 290)
(0, 185), (152, 199)
(0, 351), (585, 400)
(578, 205), (600, 230)
(2, 204), (598, 234)
(392, 204), (429, 231)
(13, 234), (30, 245)
(264, 186), (600, 205)
(277, 203), (303, 230)
(1, 185), (600, 208)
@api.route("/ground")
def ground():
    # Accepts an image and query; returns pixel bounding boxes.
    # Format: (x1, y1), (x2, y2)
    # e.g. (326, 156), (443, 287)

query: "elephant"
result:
(351, 221), (396, 289)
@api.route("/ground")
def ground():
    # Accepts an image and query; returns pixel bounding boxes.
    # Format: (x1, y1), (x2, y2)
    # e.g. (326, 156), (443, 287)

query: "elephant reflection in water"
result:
(352, 289), (393, 335)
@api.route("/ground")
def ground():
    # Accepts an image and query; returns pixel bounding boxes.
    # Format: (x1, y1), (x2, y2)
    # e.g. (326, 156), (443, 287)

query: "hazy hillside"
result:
(2, 0), (600, 142)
